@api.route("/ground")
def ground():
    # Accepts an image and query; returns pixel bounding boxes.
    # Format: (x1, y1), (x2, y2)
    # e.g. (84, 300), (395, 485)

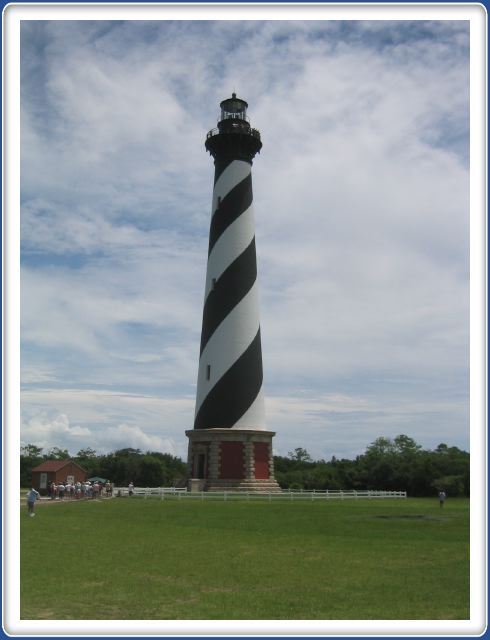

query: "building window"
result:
(206, 365), (211, 380)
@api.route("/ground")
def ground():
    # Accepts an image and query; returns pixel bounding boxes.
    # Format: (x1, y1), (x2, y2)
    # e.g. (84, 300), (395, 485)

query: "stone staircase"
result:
(204, 478), (282, 493)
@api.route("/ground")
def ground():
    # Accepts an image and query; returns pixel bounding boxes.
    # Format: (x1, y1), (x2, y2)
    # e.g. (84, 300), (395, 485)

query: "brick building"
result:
(31, 460), (87, 495)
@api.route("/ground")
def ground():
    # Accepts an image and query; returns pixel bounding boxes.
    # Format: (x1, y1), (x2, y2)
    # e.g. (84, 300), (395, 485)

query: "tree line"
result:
(275, 435), (469, 496)
(20, 434), (469, 496)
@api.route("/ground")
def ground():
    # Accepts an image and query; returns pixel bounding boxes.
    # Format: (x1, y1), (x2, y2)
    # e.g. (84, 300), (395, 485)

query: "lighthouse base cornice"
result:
(185, 428), (281, 492)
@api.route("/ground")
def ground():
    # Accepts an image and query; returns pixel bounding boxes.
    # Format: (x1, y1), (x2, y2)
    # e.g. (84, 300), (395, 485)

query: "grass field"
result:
(20, 496), (469, 620)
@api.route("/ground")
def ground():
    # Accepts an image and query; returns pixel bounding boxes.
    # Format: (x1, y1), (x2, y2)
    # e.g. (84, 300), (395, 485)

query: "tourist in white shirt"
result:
(26, 488), (40, 516)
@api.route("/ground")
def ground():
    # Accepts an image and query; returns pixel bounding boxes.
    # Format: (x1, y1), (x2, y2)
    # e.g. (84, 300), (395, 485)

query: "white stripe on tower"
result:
(195, 283), (261, 415)
(212, 160), (250, 210)
(194, 154), (265, 431)
(203, 203), (255, 300)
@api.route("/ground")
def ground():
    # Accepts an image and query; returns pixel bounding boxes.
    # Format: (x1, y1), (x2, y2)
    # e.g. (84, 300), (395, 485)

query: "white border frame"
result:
(3, 3), (486, 637)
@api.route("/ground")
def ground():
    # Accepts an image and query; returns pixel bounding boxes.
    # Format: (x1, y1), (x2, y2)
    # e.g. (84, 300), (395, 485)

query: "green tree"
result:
(20, 443), (44, 487)
(75, 447), (97, 460)
(74, 447), (99, 477)
(358, 437), (397, 489)
(146, 452), (187, 485)
(45, 447), (70, 460)
(431, 474), (465, 497)
(135, 455), (165, 486)
(393, 434), (422, 455)
(365, 436), (396, 457)
(21, 444), (43, 458)
(114, 448), (141, 457)
(429, 443), (469, 496)
(287, 447), (313, 463)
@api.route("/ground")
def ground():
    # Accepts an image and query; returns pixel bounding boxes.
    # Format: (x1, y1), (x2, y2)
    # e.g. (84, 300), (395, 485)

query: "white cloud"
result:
(21, 412), (179, 457)
(100, 424), (178, 455)
(266, 390), (468, 460)
(21, 413), (91, 449)
(21, 388), (195, 457)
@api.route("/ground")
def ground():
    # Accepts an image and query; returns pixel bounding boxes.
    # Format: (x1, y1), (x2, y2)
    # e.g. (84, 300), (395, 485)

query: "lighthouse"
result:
(186, 94), (280, 492)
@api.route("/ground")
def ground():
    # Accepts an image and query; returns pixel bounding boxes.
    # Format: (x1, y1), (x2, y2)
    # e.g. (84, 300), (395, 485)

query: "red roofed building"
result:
(31, 460), (87, 495)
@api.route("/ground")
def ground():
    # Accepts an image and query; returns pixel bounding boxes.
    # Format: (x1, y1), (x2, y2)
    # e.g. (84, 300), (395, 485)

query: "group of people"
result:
(47, 480), (113, 500)
(26, 480), (114, 516)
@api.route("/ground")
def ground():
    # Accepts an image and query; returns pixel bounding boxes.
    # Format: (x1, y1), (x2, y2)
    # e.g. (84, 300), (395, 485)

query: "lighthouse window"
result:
(206, 365), (211, 380)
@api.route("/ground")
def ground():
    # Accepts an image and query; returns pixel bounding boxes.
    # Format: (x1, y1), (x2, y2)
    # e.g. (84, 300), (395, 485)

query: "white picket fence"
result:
(113, 487), (407, 501)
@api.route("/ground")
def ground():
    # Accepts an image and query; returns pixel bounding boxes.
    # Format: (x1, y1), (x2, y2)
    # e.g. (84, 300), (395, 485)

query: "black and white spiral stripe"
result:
(194, 159), (265, 430)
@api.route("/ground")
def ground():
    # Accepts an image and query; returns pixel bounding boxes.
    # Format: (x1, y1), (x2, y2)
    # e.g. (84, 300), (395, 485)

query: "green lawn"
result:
(20, 496), (469, 620)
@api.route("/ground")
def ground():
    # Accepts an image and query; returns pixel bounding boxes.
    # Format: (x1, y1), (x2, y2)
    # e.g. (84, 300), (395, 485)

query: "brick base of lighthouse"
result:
(185, 429), (281, 492)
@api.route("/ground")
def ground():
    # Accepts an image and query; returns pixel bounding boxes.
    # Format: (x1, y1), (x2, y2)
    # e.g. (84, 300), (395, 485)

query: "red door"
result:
(219, 442), (244, 479)
(254, 442), (270, 479)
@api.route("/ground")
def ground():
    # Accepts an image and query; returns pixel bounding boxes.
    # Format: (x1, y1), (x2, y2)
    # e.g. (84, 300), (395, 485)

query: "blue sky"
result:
(20, 19), (470, 461)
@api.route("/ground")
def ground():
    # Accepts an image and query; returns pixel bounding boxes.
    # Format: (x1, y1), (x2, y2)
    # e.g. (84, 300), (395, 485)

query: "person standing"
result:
(439, 490), (447, 507)
(26, 488), (40, 517)
(128, 482), (134, 497)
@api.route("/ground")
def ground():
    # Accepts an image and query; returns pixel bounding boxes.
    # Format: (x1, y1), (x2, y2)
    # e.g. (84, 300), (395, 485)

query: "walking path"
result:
(20, 495), (113, 506)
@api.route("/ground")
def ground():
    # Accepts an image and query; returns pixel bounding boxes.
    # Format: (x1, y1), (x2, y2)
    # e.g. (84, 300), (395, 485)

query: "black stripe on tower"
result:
(208, 174), (252, 254)
(200, 238), (257, 355)
(194, 329), (263, 429)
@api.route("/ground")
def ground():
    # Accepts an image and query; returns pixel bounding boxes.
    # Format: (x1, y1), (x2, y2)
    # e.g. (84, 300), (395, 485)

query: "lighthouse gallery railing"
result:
(206, 126), (261, 140)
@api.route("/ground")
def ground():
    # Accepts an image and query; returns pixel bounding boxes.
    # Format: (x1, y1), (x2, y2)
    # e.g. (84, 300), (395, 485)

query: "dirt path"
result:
(20, 496), (113, 506)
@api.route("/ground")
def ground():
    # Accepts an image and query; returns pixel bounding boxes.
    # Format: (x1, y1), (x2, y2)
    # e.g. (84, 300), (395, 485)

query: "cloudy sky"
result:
(19, 17), (470, 461)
